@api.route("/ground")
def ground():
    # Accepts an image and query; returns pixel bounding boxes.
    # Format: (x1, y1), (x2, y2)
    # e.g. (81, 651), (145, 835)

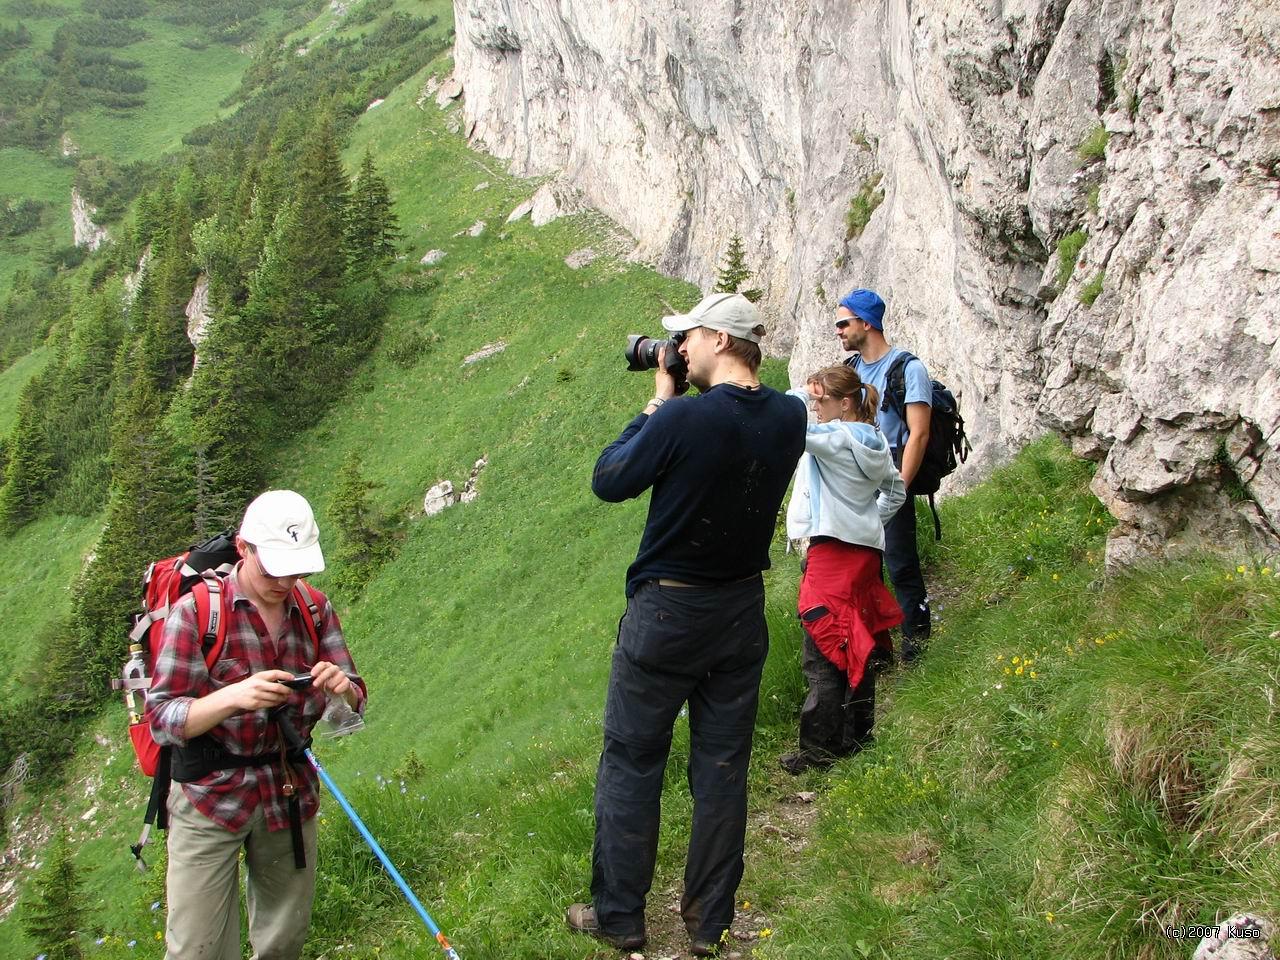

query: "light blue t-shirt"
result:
(849, 348), (932, 452)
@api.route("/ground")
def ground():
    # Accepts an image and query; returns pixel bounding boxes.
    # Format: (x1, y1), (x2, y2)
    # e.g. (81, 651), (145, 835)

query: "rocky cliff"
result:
(453, 0), (1280, 563)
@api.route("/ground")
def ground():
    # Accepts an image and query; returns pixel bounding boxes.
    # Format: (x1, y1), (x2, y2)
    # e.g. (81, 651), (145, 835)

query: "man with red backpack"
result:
(147, 490), (365, 960)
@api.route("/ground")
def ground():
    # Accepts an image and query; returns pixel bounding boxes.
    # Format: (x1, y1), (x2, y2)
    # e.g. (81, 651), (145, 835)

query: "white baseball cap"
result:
(239, 490), (325, 577)
(661, 293), (764, 343)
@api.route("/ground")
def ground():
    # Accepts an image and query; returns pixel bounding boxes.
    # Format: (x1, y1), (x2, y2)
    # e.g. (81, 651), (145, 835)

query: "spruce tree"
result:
(713, 234), (763, 302)
(346, 149), (400, 274)
(328, 451), (389, 593)
(138, 190), (197, 395)
(291, 114), (351, 296)
(21, 828), (85, 960)
(69, 343), (194, 699)
(0, 384), (54, 533)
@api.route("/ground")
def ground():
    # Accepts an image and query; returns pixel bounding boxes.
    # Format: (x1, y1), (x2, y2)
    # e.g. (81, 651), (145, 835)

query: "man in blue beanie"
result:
(836, 288), (933, 662)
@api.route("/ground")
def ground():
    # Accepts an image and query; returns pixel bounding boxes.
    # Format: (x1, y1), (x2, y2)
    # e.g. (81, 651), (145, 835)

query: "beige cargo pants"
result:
(164, 785), (319, 960)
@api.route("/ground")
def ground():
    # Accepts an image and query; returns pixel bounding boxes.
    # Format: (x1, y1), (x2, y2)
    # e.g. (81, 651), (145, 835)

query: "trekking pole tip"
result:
(435, 931), (460, 959)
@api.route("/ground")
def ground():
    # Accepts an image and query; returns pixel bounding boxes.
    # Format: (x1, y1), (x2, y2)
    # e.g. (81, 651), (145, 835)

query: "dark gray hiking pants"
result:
(591, 577), (768, 944)
(798, 629), (876, 761)
(884, 491), (931, 649)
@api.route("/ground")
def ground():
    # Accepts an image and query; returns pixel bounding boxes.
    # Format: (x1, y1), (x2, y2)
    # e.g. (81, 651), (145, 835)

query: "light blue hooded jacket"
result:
(784, 390), (906, 550)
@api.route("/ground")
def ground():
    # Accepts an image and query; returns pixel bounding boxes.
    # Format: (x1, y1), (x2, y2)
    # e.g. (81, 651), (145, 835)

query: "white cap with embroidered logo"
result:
(661, 292), (764, 343)
(239, 490), (325, 577)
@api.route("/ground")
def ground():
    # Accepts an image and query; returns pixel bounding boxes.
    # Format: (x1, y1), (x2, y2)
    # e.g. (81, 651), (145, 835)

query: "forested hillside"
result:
(0, 2), (1276, 959)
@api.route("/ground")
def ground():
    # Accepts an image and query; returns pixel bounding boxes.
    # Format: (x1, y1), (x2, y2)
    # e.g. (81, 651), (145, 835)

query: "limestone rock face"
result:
(185, 274), (212, 371)
(71, 188), (108, 251)
(453, 0), (1280, 561)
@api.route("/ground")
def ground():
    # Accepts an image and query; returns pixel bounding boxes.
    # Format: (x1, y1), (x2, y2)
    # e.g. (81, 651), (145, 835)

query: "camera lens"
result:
(624, 332), (690, 394)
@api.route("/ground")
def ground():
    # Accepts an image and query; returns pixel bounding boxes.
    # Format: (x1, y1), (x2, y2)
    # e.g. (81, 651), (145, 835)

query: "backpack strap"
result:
(127, 557), (184, 645)
(134, 573), (230, 869)
(191, 572), (230, 667)
(880, 350), (919, 422)
(926, 492), (942, 542)
(292, 580), (325, 659)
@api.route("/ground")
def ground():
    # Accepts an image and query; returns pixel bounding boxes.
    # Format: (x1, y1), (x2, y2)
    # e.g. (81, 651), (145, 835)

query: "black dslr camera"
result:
(624, 331), (689, 395)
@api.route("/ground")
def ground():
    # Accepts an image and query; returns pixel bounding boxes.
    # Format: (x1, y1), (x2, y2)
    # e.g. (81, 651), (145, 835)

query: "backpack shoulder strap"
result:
(292, 580), (325, 659)
(190, 572), (230, 668)
(880, 350), (919, 418)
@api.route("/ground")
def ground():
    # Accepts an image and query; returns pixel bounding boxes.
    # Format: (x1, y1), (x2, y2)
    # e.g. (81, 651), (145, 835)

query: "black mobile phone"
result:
(280, 673), (314, 690)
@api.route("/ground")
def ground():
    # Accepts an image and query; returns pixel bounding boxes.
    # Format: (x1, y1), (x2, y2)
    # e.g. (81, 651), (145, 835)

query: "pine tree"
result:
(0, 383), (54, 533)
(346, 149), (400, 274)
(290, 114), (351, 296)
(21, 828), (85, 960)
(328, 451), (390, 593)
(137, 189), (197, 395)
(713, 234), (763, 302)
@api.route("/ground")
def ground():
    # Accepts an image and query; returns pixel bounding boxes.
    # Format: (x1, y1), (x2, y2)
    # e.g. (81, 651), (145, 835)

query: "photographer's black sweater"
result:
(593, 383), (806, 597)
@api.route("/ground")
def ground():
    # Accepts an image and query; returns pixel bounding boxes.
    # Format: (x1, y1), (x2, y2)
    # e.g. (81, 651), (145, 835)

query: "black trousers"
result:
(592, 578), (768, 943)
(883, 492), (931, 645)
(798, 630), (876, 761)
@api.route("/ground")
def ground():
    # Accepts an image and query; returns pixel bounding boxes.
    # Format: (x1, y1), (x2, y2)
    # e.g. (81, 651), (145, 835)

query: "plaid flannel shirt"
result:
(148, 564), (366, 832)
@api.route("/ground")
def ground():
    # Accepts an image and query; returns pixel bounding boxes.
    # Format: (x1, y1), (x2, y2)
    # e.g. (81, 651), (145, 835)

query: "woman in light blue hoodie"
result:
(781, 365), (906, 775)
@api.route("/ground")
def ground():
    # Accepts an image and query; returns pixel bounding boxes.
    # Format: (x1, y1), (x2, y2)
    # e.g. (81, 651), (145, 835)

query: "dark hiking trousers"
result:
(883, 492), (931, 652)
(798, 630), (876, 762)
(592, 578), (768, 945)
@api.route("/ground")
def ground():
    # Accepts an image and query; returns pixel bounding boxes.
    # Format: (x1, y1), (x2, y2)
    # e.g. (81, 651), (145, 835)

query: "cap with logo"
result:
(661, 292), (764, 343)
(239, 490), (325, 577)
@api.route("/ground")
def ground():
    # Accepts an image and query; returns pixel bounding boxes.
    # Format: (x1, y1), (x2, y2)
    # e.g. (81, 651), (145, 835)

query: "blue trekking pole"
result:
(273, 707), (461, 960)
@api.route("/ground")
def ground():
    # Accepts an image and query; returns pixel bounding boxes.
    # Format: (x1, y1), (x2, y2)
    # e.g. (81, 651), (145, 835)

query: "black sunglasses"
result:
(835, 318), (851, 330)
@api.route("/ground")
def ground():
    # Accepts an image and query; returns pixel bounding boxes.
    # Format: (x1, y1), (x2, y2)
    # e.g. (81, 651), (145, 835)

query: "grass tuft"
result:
(1077, 124), (1110, 163)
(1056, 230), (1087, 288)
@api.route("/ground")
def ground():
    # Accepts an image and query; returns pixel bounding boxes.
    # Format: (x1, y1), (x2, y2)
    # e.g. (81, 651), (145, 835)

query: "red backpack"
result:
(117, 532), (325, 867)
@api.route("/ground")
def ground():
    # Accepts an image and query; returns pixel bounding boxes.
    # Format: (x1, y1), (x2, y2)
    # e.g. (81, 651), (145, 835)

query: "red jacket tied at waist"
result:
(798, 539), (903, 689)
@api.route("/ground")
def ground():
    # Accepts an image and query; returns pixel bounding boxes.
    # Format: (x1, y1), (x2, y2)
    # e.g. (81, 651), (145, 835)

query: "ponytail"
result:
(806, 365), (878, 425)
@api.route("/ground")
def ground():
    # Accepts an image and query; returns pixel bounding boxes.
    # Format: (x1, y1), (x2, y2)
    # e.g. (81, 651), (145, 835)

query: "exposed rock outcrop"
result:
(453, 0), (1280, 562)
(423, 480), (457, 515)
(71, 188), (108, 251)
(185, 274), (212, 371)
(122, 244), (152, 307)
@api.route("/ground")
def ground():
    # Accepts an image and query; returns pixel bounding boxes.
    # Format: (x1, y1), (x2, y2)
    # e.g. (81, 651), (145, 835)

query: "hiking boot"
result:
(779, 752), (830, 776)
(564, 903), (646, 950)
(691, 937), (721, 956)
(900, 636), (928, 664)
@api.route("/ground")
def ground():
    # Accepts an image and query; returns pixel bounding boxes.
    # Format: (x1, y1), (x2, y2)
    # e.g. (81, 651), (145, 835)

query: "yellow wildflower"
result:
(1237, 565), (1247, 574)
(1030, 671), (1038, 678)
(1016, 666), (1024, 676)
(1045, 912), (1055, 923)
(1012, 656), (1021, 665)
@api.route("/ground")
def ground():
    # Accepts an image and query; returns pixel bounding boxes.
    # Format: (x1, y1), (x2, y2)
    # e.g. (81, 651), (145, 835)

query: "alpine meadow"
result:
(0, 2), (1277, 960)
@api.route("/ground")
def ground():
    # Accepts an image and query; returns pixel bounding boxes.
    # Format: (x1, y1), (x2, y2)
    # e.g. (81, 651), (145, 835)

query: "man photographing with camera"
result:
(566, 293), (805, 957)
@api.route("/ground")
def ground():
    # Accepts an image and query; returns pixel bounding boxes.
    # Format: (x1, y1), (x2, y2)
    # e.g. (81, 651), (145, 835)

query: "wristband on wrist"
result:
(646, 397), (665, 409)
